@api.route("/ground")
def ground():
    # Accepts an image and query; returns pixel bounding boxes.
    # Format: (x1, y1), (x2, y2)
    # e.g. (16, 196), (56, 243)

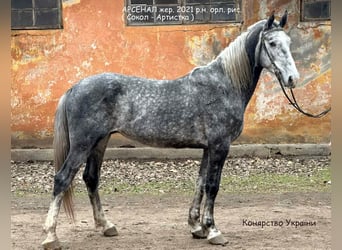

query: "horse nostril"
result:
(288, 76), (295, 88)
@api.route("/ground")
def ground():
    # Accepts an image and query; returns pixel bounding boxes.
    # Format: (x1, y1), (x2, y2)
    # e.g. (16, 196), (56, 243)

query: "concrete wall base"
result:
(11, 144), (331, 162)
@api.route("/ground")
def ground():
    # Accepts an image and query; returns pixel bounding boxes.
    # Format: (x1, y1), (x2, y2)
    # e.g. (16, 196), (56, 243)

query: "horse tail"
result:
(53, 91), (75, 220)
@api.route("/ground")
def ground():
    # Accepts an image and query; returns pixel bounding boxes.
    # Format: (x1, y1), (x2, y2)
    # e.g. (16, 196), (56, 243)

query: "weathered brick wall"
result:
(11, 0), (331, 148)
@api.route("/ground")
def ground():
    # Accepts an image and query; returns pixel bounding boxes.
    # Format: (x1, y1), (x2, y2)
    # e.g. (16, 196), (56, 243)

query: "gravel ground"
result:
(11, 156), (331, 195)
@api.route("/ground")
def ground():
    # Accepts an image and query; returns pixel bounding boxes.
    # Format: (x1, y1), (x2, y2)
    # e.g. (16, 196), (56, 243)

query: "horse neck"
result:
(241, 25), (264, 106)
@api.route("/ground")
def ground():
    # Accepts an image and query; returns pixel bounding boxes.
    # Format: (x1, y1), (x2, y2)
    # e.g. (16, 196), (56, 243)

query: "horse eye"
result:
(269, 41), (276, 47)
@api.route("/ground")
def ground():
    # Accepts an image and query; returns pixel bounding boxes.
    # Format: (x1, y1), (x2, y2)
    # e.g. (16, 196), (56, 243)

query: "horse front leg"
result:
(202, 141), (229, 245)
(188, 149), (208, 238)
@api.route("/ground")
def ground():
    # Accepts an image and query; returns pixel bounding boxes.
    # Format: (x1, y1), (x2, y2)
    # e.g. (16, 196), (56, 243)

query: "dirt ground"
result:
(11, 191), (331, 250)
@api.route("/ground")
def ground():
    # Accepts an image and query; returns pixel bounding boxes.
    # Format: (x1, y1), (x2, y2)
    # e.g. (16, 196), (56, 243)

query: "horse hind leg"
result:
(83, 135), (118, 237)
(42, 192), (64, 249)
(188, 148), (209, 239)
(42, 148), (88, 249)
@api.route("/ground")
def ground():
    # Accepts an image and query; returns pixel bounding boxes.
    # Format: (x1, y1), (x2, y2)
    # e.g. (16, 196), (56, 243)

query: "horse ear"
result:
(264, 11), (275, 30)
(279, 10), (288, 28)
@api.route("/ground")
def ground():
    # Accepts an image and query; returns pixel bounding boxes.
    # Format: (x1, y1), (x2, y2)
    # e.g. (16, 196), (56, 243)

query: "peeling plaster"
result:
(32, 89), (52, 105)
(258, 0), (268, 18)
(11, 91), (21, 108)
(186, 33), (223, 66)
(253, 72), (285, 122)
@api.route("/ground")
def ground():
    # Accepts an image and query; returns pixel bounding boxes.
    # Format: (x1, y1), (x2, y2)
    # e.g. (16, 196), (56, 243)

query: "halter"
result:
(258, 28), (331, 118)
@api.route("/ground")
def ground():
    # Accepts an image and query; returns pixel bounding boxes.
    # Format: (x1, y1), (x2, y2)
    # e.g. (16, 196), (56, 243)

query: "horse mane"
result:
(218, 21), (264, 91)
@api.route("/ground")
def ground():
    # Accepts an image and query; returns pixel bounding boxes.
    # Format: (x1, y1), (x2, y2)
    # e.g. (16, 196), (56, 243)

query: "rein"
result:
(277, 73), (331, 118)
(260, 28), (331, 118)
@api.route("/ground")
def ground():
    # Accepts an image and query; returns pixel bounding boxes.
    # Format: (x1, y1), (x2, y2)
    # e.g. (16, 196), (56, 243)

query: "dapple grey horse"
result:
(42, 11), (299, 249)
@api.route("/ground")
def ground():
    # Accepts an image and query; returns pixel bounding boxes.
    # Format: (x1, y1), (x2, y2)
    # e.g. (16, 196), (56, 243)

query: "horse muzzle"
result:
(287, 76), (295, 89)
(283, 71), (299, 89)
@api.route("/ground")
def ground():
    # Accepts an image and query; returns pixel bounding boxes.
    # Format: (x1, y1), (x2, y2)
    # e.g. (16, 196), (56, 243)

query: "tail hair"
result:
(53, 93), (75, 220)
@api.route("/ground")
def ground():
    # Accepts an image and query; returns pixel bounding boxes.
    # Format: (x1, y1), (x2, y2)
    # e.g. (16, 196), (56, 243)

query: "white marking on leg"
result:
(90, 192), (118, 236)
(42, 193), (64, 248)
(207, 227), (222, 240)
(190, 223), (202, 233)
(207, 226), (228, 245)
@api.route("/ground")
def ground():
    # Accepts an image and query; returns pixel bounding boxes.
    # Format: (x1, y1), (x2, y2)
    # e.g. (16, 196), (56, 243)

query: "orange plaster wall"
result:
(11, 0), (331, 148)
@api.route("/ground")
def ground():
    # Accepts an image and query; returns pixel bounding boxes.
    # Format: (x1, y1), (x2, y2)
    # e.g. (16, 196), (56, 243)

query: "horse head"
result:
(257, 11), (300, 88)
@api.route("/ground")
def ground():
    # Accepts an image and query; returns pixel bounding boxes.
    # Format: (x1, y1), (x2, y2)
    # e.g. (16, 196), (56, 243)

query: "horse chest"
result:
(206, 97), (245, 141)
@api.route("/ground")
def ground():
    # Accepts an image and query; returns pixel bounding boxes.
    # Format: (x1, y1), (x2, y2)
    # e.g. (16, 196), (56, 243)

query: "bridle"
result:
(258, 28), (331, 118)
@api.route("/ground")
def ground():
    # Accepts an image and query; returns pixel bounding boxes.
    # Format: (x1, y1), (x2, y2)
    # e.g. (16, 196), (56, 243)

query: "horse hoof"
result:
(103, 225), (118, 237)
(41, 238), (61, 250)
(207, 230), (228, 246)
(191, 225), (208, 239)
